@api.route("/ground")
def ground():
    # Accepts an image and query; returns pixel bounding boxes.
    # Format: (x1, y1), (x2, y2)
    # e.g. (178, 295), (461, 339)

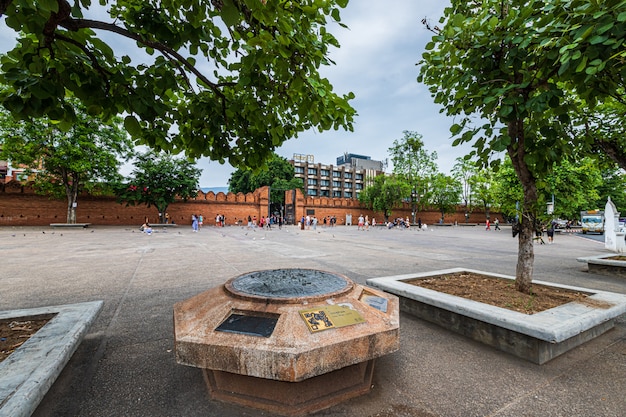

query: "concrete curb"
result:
(367, 268), (626, 363)
(0, 301), (103, 417)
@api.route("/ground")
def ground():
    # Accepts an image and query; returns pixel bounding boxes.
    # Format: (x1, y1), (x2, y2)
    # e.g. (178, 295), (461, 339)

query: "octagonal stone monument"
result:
(174, 269), (399, 416)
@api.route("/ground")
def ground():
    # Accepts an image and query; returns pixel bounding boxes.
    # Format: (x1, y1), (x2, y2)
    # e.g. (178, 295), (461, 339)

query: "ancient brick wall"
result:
(0, 184), (497, 227)
(293, 189), (494, 226)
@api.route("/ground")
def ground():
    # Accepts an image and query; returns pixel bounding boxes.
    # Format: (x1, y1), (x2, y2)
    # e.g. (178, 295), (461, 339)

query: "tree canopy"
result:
(419, 0), (626, 293)
(431, 173), (462, 223)
(451, 157), (477, 220)
(116, 152), (201, 224)
(0, 104), (132, 223)
(388, 131), (438, 220)
(358, 174), (410, 222)
(0, 0), (356, 169)
(228, 153), (303, 203)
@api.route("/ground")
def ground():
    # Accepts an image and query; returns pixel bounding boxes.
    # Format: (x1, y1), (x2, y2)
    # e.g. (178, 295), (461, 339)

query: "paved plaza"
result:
(2, 223), (625, 417)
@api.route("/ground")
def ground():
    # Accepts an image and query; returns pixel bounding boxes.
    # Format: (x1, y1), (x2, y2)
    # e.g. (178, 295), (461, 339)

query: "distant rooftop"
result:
(336, 153), (371, 165)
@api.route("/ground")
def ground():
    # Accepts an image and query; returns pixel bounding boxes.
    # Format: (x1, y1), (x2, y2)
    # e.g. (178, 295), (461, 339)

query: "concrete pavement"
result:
(1, 223), (625, 417)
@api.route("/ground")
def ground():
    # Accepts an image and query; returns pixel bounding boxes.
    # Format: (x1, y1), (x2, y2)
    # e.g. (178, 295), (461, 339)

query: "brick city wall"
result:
(0, 183), (497, 227)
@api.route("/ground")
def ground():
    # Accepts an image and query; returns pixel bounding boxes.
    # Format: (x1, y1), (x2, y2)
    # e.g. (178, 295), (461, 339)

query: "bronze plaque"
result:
(300, 304), (365, 333)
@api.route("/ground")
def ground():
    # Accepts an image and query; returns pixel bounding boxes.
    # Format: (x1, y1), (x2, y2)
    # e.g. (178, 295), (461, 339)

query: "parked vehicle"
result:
(580, 210), (604, 234)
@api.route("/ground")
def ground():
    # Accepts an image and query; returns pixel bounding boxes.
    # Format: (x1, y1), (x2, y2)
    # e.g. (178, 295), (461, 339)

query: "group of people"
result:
(485, 218), (501, 231)
(387, 217), (412, 229)
(323, 216), (338, 227)
(300, 215), (318, 230)
(298, 215), (341, 230)
(247, 214), (284, 229)
(215, 214), (225, 227)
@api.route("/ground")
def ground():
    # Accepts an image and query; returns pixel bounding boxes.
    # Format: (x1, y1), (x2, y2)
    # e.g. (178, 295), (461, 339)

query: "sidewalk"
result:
(2, 224), (625, 417)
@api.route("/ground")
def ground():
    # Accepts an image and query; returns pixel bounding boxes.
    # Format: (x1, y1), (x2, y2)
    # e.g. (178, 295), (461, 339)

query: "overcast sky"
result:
(1, 1), (472, 188)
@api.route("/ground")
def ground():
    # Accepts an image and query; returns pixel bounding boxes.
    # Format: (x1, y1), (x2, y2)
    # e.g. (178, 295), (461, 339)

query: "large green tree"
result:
(419, 0), (626, 293)
(470, 167), (497, 221)
(431, 173), (462, 223)
(0, 105), (132, 223)
(595, 168), (626, 215)
(116, 152), (201, 224)
(492, 156), (604, 223)
(388, 131), (438, 222)
(229, 153), (303, 204)
(451, 157), (477, 222)
(359, 174), (410, 222)
(0, 0), (355, 170)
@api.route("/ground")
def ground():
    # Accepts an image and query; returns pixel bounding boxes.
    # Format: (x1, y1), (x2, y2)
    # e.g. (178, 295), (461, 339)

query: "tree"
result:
(451, 157), (477, 222)
(491, 160), (523, 222)
(595, 168), (626, 216)
(431, 173), (462, 223)
(388, 131), (438, 223)
(229, 153), (303, 204)
(470, 167), (497, 221)
(492, 156), (604, 223)
(116, 152), (201, 224)
(0, 0), (356, 170)
(0, 105), (132, 223)
(546, 158), (602, 221)
(419, 0), (626, 293)
(359, 175), (410, 222)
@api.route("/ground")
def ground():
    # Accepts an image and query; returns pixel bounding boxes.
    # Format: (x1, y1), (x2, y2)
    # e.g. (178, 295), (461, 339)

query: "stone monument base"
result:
(175, 269), (399, 415)
(203, 360), (375, 416)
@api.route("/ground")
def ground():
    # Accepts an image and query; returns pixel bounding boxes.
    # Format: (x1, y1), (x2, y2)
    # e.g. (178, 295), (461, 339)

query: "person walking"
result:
(485, 218), (491, 231)
(494, 218), (501, 231)
(191, 214), (199, 232)
(547, 220), (556, 244)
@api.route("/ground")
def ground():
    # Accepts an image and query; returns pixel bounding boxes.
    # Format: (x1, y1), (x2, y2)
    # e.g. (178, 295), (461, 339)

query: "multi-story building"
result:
(291, 153), (384, 199)
(0, 159), (7, 183)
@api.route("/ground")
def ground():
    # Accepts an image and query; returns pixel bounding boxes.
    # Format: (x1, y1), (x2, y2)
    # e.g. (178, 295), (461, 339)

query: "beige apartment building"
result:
(290, 153), (384, 199)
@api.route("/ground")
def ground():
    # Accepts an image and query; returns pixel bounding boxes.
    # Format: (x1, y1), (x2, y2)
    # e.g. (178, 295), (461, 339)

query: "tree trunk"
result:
(515, 203), (535, 294)
(66, 192), (77, 224)
(508, 120), (536, 294)
(63, 171), (79, 224)
(157, 205), (169, 224)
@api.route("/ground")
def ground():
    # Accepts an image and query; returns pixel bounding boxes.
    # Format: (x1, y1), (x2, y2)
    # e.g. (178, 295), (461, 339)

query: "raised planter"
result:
(0, 301), (103, 417)
(366, 268), (626, 364)
(577, 254), (626, 277)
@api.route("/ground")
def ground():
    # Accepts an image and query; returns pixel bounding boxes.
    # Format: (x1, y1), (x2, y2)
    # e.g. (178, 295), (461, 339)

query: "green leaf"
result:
(575, 55), (588, 72)
(39, 0), (59, 13)
(450, 123), (462, 135)
(124, 116), (142, 137)
(221, 0), (241, 27)
(589, 34), (609, 45)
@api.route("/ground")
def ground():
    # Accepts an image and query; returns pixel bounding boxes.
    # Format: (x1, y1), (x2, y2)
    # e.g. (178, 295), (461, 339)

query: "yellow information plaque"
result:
(300, 304), (365, 333)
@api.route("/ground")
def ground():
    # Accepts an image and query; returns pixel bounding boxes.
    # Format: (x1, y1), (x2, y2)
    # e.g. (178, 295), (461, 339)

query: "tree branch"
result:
(0, 0), (12, 17)
(54, 33), (113, 91)
(70, 19), (226, 94)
